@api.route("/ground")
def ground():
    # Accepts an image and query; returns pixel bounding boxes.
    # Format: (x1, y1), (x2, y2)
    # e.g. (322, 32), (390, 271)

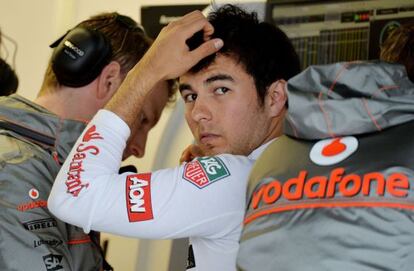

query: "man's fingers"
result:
(177, 11), (214, 41)
(190, 38), (223, 62)
(179, 144), (205, 164)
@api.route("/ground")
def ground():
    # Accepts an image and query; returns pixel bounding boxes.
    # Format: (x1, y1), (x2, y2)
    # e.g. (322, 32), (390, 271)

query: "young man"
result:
(48, 5), (300, 271)
(237, 41), (414, 271)
(0, 12), (173, 271)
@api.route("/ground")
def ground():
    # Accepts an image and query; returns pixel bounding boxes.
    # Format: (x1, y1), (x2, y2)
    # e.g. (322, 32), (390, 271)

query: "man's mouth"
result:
(199, 133), (220, 145)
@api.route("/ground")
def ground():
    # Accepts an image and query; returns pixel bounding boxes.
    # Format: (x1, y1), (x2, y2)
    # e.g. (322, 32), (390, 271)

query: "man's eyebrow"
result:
(179, 83), (192, 93)
(205, 74), (234, 85)
(179, 74), (234, 93)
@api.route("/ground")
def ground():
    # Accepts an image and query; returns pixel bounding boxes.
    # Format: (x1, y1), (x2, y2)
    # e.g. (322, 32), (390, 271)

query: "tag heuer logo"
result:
(183, 157), (230, 189)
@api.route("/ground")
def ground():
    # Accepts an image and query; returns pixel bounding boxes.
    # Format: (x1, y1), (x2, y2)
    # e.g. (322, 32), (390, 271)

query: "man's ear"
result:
(266, 79), (287, 117)
(96, 61), (122, 100)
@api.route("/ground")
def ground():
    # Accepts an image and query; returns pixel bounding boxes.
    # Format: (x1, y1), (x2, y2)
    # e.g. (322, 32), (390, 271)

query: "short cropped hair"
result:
(187, 4), (300, 105)
(39, 12), (176, 101)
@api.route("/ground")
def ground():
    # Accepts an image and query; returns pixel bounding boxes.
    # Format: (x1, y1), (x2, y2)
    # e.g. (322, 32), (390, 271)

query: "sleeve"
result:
(48, 109), (253, 239)
(0, 156), (75, 271)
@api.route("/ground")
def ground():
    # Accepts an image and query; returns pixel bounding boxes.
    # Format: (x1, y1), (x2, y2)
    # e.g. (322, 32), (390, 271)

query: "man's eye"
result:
(184, 93), (197, 103)
(215, 87), (229, 95)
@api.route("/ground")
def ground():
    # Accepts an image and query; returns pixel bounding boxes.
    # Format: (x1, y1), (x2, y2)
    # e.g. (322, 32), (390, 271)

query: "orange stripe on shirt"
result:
(67, 236), (92, 245)
(244, 201), (414, 225)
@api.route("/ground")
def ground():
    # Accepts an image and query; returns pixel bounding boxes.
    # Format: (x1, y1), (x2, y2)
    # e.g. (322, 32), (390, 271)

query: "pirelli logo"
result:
(23, 218), (58, 231)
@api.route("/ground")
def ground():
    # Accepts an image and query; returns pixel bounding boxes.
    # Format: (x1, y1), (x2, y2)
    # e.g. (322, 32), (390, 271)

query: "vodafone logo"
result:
(29, 188), (39, 199)
(126, 173), (153, 222)
(244, 167), (411, 225)
(310, 136), (358, 166)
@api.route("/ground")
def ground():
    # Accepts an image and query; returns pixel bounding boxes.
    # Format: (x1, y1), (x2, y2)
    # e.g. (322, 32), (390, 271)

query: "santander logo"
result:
(310, 136), (358, 166)
(65, 125), (102, 197)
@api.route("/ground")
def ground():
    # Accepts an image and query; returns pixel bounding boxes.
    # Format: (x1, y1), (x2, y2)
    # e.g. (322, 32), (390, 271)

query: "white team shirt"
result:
(48, 110), (268, 271)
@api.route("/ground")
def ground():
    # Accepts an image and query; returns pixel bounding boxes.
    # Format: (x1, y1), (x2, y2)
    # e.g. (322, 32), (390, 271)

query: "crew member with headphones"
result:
(0, 12), (175, 270)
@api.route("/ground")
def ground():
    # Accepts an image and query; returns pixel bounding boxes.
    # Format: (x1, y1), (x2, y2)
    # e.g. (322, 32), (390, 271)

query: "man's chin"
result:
(200, 145), (230, 157)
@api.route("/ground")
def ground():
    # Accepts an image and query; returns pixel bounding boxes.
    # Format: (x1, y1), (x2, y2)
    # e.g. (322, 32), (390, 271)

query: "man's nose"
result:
(129, 144), (144, 158)
(191, 98), (211, 122)
(126, 135), (147, 159)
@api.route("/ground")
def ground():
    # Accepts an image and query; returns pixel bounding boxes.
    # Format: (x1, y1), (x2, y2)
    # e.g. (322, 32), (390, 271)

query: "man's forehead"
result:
(179, 55), (246, 85)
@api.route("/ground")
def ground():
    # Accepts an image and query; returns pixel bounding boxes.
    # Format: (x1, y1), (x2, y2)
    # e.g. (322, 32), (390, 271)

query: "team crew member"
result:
(48, 5), (300, 271)
(238, 21), (414, 271)
(238, 61), (414, 271)
(0, 13), (173, 271)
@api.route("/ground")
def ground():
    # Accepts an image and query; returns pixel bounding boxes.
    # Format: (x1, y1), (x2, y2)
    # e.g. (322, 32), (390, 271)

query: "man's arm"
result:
(48, 11), (249, 239)
(105, 10), (223, 127)
(48, 110), (252, 239)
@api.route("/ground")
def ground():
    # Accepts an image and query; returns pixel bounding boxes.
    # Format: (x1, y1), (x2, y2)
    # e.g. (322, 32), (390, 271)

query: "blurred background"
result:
(1, 0), (413, 270)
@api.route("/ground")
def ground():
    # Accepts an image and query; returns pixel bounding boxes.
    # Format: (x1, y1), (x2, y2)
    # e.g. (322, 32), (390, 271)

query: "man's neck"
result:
(34, 87), (98, 121)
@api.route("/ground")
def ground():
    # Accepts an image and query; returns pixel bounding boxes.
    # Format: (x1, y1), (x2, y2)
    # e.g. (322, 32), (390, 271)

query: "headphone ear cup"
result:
(51, 27), (112, 87)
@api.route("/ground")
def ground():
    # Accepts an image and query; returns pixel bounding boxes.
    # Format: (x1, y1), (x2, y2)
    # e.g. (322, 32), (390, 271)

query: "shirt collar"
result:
(248, 138), (278, 160)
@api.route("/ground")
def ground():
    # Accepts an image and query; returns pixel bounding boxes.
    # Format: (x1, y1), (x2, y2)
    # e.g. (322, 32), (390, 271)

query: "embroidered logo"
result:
(43, 254), (63, 270)
(310, 136), (358, 166)
(23, 218), (57, 231)
(17, 200), (47, 212)
(82, 125), (103, 142)
(34, 239), (63, 248)
(183, 157), (230, 189)
(126, 173), (153, 222)
(29, 188), (39, 199)
(65, 125), (103, 197)
(245, 168), (411, 225)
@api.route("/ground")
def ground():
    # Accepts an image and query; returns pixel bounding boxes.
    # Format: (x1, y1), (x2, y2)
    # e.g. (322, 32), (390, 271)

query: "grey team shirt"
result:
(48, 109), (266, 271)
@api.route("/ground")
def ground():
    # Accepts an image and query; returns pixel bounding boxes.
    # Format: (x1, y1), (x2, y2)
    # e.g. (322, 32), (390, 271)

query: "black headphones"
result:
(49, 14), (144, 88)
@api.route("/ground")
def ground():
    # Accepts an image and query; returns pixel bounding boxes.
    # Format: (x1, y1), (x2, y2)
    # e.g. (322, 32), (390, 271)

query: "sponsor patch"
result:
(183, 157), (230, 189)
(126, 173), (153, 222)
(29, 188), (39, 199)
(65, 125), (103, 197)
(82, 125), (104, 142)
(34, 239), (63, 248)
(310, 136), (358, 166)
(43, 254), (63, 271)
(245, 168), (412, 224)
(23, 218), (57, 231)
(17, 200), (47, 212)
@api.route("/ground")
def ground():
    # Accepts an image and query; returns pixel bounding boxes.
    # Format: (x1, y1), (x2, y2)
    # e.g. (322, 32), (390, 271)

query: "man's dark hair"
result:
(187, 4), (301, 104)
(0, 58), (18, 96)
(380, 22), (414, 83)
